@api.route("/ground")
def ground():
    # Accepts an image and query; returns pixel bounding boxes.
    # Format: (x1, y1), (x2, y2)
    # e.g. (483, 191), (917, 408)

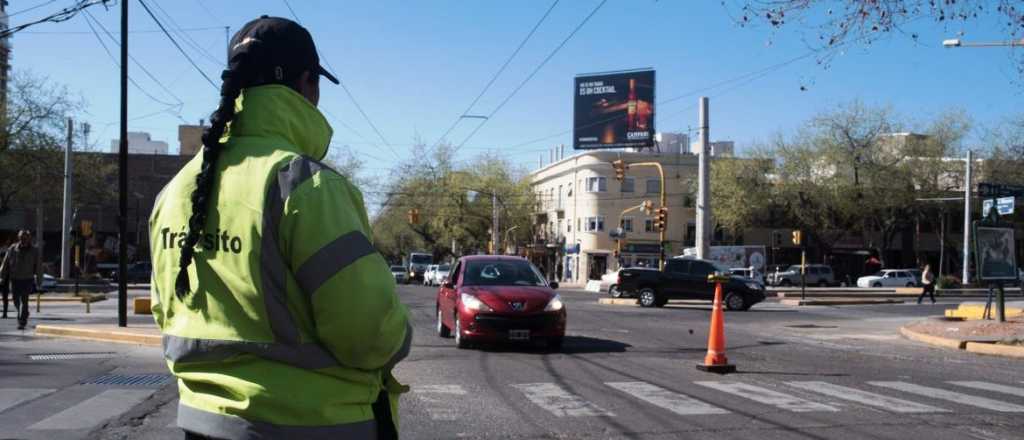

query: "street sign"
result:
(983, 199), (994, 218)
(997, 196), (1015, 216)
(978, 182), (1024, 198)
(609, 227), (626, 239)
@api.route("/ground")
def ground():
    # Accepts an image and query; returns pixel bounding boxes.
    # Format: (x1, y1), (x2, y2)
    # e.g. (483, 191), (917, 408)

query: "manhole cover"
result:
(81, 373), (173, 386)
(29, 352), (118, 360)
(785, 324), (839, 329)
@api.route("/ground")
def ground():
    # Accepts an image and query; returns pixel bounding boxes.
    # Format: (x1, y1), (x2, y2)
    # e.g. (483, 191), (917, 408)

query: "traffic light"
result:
(791, 230), (802, 246)
(612, 159), (627, 182)
(654, 207), (668, 232)
(642, 199), (654, 215)
(408, 208), (420, 225)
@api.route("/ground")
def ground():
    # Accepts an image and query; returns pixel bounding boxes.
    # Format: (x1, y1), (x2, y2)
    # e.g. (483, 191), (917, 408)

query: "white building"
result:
(690, 140), (734, 157)
(110, 132), (169, 155)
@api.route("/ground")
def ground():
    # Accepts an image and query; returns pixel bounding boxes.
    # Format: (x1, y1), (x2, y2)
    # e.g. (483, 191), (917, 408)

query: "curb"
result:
(34, 325), (161, 347)
(965, 342), (1024, 358)
(781, 298), (904, 306)
(597, 298), (638, 306)
(899, 326), (966, 350)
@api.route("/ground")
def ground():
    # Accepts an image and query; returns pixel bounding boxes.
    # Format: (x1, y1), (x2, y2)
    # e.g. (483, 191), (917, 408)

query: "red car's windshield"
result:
(463, 260), (546, 287)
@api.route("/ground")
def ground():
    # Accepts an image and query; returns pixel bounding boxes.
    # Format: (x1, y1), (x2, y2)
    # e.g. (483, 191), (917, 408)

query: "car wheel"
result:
(638, 288), (660, 308)
(609, 284), (624, 298)
(454, 313), (470, 349)
(436, 308), (451, 338)
(547, 336), (564, 352)
(906, 282), (915, 288)
(780, 279), (792, 287)
(873, 282), (882, 288)
(724, 292), (747, 311)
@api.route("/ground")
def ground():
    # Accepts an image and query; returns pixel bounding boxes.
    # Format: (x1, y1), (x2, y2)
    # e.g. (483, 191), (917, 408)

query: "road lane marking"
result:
(693, 382), (838, 412)
(868, 382), (1024, 413)
(785, 381), (947, 413)
(28, 389), (154, 430)
(0, 389), (55, 414)
(412, 384), (468, 420)
(511, 383), (614, 417)
(948, 381), (1024, 399)
(606, 382), (728, 415)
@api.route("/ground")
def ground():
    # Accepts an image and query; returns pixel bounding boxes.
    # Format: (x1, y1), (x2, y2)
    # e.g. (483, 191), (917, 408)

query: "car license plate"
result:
(509, 330), (530, 341)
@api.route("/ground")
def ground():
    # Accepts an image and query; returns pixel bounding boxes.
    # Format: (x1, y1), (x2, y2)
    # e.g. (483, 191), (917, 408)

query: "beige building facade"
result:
(528, 150), (699, 283)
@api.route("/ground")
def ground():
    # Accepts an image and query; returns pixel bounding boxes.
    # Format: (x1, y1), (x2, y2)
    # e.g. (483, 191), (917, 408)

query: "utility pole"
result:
(962, 149), (972, 286)
(492, 193), (500, 254)
(696, 96), (711, 259)
(117, 0), (128, 327)
(61, 118), (73, 279)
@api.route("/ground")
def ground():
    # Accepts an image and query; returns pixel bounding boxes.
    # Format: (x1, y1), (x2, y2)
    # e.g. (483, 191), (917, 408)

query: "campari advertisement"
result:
(573, 69), (655, 150)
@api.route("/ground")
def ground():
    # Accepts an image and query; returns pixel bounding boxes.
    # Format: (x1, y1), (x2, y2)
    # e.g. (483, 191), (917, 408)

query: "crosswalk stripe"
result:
(413, 384), (468, 420)
(868, 382), (1024, 413)
(786, 381), (947, 413)
(0, 389), (56, 414)
(694, 382), (838, 412)
(606, 382), (728, 415)
(511, 383), (614, 417)
(28, 389), (154, 430)
(948, 381), (1024, 399)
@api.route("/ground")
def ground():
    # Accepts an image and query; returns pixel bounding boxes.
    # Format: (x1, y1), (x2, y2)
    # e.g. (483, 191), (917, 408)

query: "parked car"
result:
(422, 264), (439, 286)
(436, 255), (565, 350)
(857, 269), (919, 288)
(617, 257), (765, 310)
(729, 267), (765, 285)
(39, 274), (58, 292)
(110, 261), (152, 284)
(767, 264), (835, 287)
(390, 265), (409, 284)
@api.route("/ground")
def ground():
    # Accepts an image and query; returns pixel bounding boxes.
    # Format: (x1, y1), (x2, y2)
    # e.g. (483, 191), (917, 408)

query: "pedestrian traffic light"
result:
(791, 230), (802, 246)
(612, 159), (627, 182)
(408, 208), (420, 225)
(654, 207), (668, 232)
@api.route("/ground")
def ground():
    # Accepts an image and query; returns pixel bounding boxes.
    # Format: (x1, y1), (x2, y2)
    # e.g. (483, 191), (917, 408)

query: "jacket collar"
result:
(226, 84), (333, 160)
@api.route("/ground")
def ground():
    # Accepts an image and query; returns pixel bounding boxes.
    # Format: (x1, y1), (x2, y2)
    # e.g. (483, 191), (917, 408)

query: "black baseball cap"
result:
(229, 15), (339, 85)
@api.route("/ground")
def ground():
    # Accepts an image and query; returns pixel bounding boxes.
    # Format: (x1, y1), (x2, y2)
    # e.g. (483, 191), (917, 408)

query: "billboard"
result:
(973, 224), (1018, 281)
(573, 69), (655, 150)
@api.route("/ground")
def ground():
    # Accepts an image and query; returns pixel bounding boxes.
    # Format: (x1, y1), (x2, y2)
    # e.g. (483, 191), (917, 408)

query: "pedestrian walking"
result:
(0, 230), (42, 329)
(149, 16), (410, 440)
(0, 241), (9, 318)
(918, 264), (936, 304)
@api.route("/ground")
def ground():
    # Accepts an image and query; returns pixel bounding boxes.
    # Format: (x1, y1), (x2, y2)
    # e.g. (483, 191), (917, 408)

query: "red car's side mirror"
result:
(441, 279), (454, 289)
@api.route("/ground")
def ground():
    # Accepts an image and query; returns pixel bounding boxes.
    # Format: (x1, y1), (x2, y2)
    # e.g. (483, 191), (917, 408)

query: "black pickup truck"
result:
(616, 258), (766, 310)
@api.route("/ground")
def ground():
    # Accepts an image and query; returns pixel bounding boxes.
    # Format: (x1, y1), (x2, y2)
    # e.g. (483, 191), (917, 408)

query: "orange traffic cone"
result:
(697, 277), (736, 374)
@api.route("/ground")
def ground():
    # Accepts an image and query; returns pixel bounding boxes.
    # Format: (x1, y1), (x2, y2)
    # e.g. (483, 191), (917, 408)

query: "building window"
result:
(557, 185), (563, 209)
(646, 179), (661, 194)
(576, 218), (581, 232)
(645, 219), (655, 233)
(584, 216), (605, 232)
(566, 183), (573, 197)
(622, 217), (634, 232)
(621, 177), (635, 193)
(586, 177), (607, 193)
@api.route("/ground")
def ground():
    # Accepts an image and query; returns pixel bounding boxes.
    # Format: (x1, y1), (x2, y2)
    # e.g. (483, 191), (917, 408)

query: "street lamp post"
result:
(943, 38), (1024, 48)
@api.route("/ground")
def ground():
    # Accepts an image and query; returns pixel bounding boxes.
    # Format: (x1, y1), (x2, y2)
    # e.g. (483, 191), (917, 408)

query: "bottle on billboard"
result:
(627, 78), (637, 131)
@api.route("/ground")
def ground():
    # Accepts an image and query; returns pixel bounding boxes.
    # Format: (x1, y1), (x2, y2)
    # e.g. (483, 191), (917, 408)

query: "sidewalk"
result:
(901, 317), (1024, 358)
(35, 322), (160, 347)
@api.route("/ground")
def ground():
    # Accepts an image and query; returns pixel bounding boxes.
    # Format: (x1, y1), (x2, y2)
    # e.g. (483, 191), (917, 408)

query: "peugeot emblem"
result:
(510, 302), (525, 311)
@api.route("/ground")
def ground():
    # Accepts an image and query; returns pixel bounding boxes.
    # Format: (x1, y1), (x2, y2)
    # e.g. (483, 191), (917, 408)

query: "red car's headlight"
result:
(460, 293), (493, 312)
(544, 294), (564, 312)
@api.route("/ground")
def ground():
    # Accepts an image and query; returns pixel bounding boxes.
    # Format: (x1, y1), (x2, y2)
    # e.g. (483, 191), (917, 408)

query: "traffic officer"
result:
(149, 16), (411, 440)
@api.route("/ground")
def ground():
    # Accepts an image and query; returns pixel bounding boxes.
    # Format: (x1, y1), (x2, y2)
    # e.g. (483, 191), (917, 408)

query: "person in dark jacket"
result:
(0, 241), (9, 318)
(0, 230), (43, 329)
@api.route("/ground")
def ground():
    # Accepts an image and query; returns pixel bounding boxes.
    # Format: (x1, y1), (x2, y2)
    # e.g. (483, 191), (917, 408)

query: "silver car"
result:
(768, 264), (834, 287)
(390, 266), (408, 284)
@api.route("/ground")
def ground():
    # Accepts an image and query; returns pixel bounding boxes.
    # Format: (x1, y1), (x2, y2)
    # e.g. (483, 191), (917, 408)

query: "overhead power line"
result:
(429, 0), (560, 150)
(454, 0), (608, 152)
(281, 0), (401, 160)
(137, 0), (218, 90)
(7, 0), (58, 18)
(0, 0), (112, 38)
(149, 0), (223, 67)
(22, 26), (224, 34)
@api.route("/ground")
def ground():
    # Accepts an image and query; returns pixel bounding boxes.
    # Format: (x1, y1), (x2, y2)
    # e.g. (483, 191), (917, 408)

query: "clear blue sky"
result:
(12, 0), (1023, 178)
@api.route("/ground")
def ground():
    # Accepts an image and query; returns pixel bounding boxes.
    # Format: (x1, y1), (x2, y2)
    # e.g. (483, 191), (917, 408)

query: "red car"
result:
(436, 256), (566, 350)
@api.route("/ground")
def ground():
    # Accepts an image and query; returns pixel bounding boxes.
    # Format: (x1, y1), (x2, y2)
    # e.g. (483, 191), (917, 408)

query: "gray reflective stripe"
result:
(261, 177), (300, 345)
(178, 402), (376, 440)
(163, 334), (338, 370)
(384, 321), (413, 372)
(277, 155), (336, 200)
(294, 231), (377, 297)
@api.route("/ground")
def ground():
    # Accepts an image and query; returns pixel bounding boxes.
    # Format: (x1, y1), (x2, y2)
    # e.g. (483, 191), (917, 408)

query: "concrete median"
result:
(35, 324), (161, 347)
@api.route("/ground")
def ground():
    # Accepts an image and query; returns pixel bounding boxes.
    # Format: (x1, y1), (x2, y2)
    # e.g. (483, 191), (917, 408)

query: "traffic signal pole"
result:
(117, 0), (128, 327)
(622, 161), (666, 269)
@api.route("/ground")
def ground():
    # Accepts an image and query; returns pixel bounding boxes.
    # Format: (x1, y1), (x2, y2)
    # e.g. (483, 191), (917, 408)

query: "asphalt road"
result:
(0, 285), (1022, 439)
